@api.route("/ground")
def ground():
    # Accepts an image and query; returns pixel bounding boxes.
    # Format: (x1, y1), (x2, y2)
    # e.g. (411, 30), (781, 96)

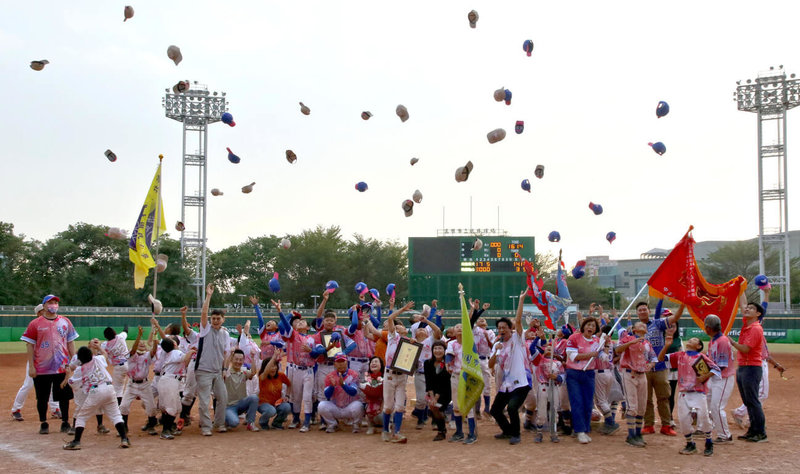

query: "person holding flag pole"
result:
(489, 288), (531, 445)
(447, 284), (484, 444)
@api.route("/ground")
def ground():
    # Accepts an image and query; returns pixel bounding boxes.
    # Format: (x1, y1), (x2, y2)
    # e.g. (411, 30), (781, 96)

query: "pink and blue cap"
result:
(355, 282), (368, 296)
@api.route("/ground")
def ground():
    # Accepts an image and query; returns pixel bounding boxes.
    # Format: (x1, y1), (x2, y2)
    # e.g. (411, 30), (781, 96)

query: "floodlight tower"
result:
(162, 82), (229, 309)
(735, 66), (800, 309)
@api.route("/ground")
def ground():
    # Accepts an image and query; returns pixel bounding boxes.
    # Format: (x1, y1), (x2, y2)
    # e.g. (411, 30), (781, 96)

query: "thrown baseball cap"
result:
(487, 128), (506, 144)
(361, 111), (373, 120)
(455, 160), (474, 182)
(396, 104), (409, 122)
(523, 39), (534, 57)
(42, 294), (60, 305)
(123, 5), (134, 21)
(166, 45), (182, 65)
(521, 179), (531, 192)
(34, 304), (44, 315)
(589, 202), (603, 215)
(355, 181), (368, 192)
(410, 157), (419, 166)
(504, 89), (512, 105)
(515, 121), (524, 134)
(548, 231), (560, 242)
(30, 60), (49, 71)
(105, 149), (118, 162)
(606, 231), (616, 244)
(221, 112), (236, 127)
(656, 101), (670, 118)
(648, 141), (666, 156)
(468, 10), (479, 28)
(334, 353), (348, 362)
(226, 147), (241, 164)
(148, 294), (162, 315)
(534, 164), (544, 179)
(269, 273), (281, 293)
(299, 102), (310, 115)
(412, 189), (423, 203)
(493, 87), (505, 102)
(472, 238), (483, 251)
(369, 288), (380, 300)
(402, 199), (414, 217)
(286, 150), (297, 164)
(172, 80), (189, 94)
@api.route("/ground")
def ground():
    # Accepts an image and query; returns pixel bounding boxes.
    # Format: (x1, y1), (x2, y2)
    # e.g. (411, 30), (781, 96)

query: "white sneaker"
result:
(577, 432), (590, 444)
(299, 425), (309, 433)
(288, 421), (299, 429)
(366, 426), (375, 435)
(246, 422), (259, 432)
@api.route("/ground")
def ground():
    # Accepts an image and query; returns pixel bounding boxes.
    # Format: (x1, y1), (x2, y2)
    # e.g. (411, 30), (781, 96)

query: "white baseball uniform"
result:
(74, 356), (122, 429)
(119, 351), (158, 417)
(102, 332), (129, 398)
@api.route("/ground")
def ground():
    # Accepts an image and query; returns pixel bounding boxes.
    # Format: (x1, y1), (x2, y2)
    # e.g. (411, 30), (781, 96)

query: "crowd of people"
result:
(12, 283), (786, 455)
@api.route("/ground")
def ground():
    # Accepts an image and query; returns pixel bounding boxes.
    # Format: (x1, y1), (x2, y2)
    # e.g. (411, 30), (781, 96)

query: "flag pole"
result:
(581, 283), (648, 371)
(152, 154), (164, 300)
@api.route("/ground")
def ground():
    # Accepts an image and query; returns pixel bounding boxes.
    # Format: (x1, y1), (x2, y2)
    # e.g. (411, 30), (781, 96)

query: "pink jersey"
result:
(708, 334), (735, 378)
(385, 331), (404, 369)
(553, 338), (568, 359)
(667, 351), (719, 393)
(127, 351), (153, 381)
(346, 328), (372, 359)
(21, 315), (78, 375)
(595, 342), (614, 370)
(619, 334), (657, 373)
(161, 350), (186, 376)
(259, 331), (283, 359)
(284, 331), (315, 367)
(101, 333), (129, 365)
(445, 340), (463, 374)
(565, 333), (600, 370)
(324, 368), (360, 407)
(473, 326), (492, 357)
(533, 356), (564, 385)
(80, 356), (113, 393)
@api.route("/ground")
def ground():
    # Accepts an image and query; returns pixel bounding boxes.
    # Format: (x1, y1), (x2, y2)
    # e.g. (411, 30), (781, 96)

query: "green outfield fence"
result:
(3, 306), (800, 344)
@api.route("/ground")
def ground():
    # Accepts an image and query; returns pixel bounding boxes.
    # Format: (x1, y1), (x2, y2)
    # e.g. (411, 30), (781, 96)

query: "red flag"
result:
(647, 226), (747, 335)
(523, 260), (555, 330)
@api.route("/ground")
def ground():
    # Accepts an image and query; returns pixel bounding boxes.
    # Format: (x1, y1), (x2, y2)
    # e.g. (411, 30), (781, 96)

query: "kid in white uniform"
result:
(120, 326), (159, 435)
(62, 341), (129, 450)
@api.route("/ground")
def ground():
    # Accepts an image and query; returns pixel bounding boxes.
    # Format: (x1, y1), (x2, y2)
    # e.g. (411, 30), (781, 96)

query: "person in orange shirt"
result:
(257, 348), (291, 430)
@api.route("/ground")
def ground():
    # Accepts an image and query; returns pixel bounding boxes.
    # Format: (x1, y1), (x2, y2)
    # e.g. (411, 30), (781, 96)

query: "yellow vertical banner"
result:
(457, 283), (485, 413)
(128, 163), (166, 288)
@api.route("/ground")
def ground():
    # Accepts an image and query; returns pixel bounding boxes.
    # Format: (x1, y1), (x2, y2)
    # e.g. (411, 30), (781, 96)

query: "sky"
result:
(2, 0), (800, 264)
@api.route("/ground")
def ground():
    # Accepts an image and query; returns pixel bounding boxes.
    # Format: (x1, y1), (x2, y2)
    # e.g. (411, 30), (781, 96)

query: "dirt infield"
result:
(1, 352), (798, 474)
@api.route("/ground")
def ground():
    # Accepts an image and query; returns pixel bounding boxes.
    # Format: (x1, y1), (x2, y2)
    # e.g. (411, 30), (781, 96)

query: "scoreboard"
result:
(408, 236), (535, 311)
(459, 238), (531, 273)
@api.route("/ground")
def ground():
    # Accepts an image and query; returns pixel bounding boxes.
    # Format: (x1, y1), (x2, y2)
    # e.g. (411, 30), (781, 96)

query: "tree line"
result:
(2, 221), (792, 310)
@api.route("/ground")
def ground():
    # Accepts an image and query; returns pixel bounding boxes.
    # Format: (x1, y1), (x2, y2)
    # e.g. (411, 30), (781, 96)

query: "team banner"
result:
(457, 283), (484, 414)
(128, 163), (166, 289)
(647, 226), (746, 335)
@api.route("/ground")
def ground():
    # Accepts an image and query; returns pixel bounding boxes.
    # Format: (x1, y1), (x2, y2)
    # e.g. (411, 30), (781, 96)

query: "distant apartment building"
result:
(585, 230), (800, 300)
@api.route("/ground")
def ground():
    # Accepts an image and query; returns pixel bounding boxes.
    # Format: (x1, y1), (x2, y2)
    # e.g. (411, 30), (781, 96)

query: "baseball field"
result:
(0, 345), (798, 473)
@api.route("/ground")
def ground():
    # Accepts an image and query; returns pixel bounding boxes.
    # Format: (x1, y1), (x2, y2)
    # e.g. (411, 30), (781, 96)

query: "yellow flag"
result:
(457, 283), (485, 414)
(128, 163), (166, 288)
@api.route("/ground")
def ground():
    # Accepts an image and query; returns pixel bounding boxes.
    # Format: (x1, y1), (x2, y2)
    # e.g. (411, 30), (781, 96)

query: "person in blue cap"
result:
(21, 294), (78, 434)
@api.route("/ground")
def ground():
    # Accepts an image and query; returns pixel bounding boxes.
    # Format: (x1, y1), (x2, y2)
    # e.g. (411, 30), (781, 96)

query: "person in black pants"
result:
(424, 341), (451, 441)
(489, 289), (533, 445)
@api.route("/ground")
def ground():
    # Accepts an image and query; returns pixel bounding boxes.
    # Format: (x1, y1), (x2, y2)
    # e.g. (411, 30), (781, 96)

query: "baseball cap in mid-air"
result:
(493, 88), (505, 102)
(299, 102), (310, 115)
(402, 199), (414, 217)
(412, 189), (423, 203)
(472, 238), (483, 251)
(42, 295), (60, 305)
(361, 111), (373, 120)
(455, 161), (474, 183)
(534, 164), (545, 179)
(410, 157), (419, 166)
(487, 128), (506, 144)
(396, 104), (409, 122)
(468, 10), (479, 28)
(286, 150), (297, 164)
(515, 121), (524, 134)
(166, 45), (182, 65)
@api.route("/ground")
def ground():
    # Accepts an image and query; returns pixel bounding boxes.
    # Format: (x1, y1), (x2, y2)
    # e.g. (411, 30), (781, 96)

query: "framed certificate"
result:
(321, 331), (344, 359)
(388, 339), (423, 375)
(692, 356), (710, 377)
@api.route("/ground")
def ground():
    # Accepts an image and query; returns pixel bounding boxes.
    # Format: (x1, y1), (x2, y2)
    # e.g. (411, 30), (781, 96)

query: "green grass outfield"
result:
(3, 340), (800, 355)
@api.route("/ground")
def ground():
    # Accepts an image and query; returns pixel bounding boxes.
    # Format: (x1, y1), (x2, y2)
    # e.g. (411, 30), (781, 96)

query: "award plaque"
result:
(321, 331), (344, 359)
(692, 356), (710, 377)
(388, 339), (423, 375)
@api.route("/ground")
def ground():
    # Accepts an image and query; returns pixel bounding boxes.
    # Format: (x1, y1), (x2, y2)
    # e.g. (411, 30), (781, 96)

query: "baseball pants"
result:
(535, 383), (560, 426)
(111, 363), (128, 399)
(383, 371), (408, 413)
(677, 391), (712, 436)
(594, 370), (613, 417)
(348, 358), (369, 383)
(181, 365), (198, 406)
(707, 374), (735, 439)
(157, 376), (182, 417)
(195, 370), (228, 430)
(623, 371), (647, 417)
(75, 384), (122, 429)
(288, 364), (314, 415)
(120, 380), (158, 417)
(315, 364), (335, 401)
(480, 358), (492, 397)
(413, 372), (427, 412)
(318, 400), (364, 428)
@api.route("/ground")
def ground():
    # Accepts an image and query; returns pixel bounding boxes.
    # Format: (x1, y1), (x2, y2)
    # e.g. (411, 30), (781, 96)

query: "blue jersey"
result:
(646, 318), (668, 371)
